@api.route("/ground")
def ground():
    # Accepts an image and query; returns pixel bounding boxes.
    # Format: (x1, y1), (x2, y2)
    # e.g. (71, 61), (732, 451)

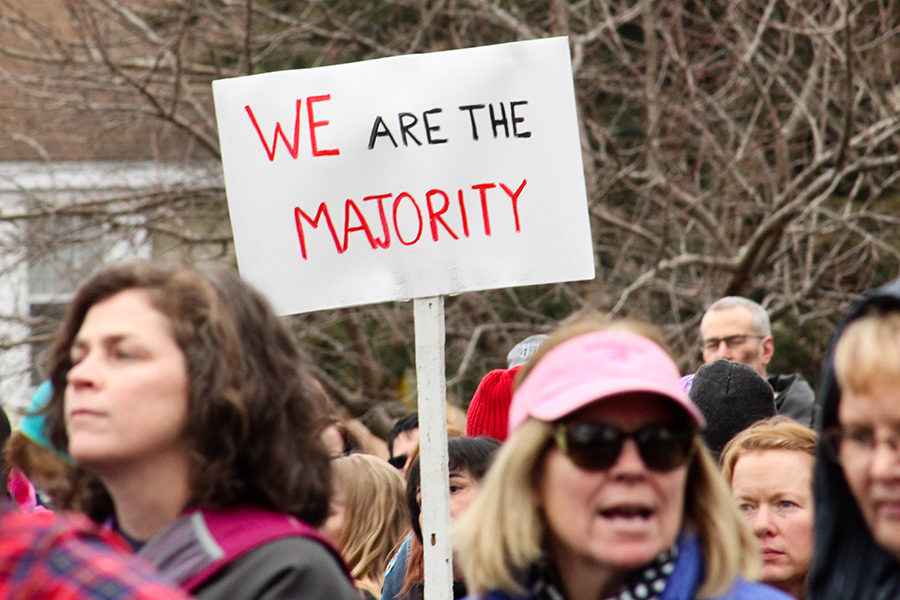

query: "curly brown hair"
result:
(43, 261), (332, 525)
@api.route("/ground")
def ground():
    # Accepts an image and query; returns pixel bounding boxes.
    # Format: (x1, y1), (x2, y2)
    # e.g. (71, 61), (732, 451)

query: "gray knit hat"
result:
(506, 334), (548, 368)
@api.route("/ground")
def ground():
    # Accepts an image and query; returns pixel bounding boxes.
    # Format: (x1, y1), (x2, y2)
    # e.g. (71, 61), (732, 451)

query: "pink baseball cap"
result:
(508, 330), (705, 434)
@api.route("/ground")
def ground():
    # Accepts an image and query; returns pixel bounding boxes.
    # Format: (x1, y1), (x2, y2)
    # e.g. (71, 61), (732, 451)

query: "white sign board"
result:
(213, 37), (594, 315)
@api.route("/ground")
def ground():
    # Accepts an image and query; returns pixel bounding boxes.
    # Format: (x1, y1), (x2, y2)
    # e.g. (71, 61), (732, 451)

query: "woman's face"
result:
(538, 394), (688, 578)
(414, 465), (482, 580)
(449, 467), (482, 520)
(320, 484), (346, 549)
(730, 449), (814, 595)
(417, 467), (483, 530)
(64, 289), (191, 475)
(838, 376), (900, 560)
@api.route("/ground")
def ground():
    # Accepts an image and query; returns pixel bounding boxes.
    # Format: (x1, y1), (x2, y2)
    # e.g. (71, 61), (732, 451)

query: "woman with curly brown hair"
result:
(42, 261), (358, 600)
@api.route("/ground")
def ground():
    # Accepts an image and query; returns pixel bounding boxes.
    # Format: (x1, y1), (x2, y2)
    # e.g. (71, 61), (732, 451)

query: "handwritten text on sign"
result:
(212, 37), (594, 315)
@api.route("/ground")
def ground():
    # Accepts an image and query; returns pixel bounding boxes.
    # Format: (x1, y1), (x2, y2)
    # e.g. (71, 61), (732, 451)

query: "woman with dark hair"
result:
(808, 278), (900, 599)
(398, 435), (501, 600)
(42, 261), (358, 600)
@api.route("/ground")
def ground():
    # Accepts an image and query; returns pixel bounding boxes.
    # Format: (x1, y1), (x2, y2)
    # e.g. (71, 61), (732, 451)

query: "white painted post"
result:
(414, 296), (453, 600)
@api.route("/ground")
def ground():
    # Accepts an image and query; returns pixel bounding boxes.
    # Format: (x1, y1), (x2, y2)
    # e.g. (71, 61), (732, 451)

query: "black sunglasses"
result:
(553, 421), (696, 472)
(388, 454), (408, 469)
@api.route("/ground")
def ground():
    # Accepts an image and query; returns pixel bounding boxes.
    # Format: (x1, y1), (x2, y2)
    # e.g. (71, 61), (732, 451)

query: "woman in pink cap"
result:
(455, 318), (791, 600)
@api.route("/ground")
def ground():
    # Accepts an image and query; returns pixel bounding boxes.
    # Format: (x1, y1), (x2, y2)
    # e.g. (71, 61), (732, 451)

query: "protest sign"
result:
(214, 38), (594, 600)
(212, 36), (594, 315)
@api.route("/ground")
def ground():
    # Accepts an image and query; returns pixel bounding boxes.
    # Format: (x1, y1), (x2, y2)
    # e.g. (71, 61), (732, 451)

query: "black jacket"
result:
(807, 277), (900, 600)
(767, 372), (817, 426)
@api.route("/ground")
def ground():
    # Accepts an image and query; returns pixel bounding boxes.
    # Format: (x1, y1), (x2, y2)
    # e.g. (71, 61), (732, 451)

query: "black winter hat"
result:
(689, 358), (776, 457)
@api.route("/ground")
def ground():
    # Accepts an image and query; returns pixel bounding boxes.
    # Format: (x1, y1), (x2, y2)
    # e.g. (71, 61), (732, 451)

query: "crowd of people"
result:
(1, 259), (899, 600)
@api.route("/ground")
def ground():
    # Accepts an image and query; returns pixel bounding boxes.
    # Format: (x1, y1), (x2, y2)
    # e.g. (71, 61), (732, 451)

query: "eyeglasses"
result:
(552, 421), (695, 472)
(388, 454), (409, 469)
(701, 334), (764, 352)
(821, 425), (900, 464)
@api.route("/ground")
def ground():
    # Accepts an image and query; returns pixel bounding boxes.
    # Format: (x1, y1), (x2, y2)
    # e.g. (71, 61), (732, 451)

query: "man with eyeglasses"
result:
(699, 296), (816, 426)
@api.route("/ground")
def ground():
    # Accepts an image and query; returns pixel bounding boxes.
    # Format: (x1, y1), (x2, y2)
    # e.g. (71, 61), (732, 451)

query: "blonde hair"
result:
(458, 313), (760, 598)
(834, 311), (900, 396)
(330, 454), (409, 597)
(686, 441), (762, 596)
(720, 416), (818, 484)
(456, 422), (760, 598)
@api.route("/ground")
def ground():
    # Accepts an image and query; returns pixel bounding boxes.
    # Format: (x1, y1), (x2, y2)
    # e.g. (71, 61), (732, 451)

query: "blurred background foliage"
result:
(0, 0), (897, 435)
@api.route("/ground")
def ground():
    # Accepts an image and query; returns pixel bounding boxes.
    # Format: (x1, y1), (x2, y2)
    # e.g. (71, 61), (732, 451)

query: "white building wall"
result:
(0, 160), (222, 416)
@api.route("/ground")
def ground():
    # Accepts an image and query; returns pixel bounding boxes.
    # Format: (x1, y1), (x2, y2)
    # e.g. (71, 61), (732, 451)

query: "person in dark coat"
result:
(808, 277), (900, 599)
(42, 261), (359, 600)
(699, 296), (816, 426)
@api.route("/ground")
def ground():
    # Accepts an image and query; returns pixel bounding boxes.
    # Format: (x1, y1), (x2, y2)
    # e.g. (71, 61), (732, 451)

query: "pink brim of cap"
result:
(508, 330), (705, 434)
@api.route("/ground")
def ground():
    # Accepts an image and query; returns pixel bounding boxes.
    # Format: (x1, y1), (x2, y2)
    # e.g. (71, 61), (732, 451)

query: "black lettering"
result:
(398, 112), (422, 146)
(368, 116), (398, 149)
(423, 108), (448, 144)
(510, 101), (531, 138)
(458, 104), (485, 140)
(489, 103), (509, 138)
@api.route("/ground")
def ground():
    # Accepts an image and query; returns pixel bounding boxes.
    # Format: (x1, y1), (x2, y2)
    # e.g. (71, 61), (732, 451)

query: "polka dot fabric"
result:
(610, 545), (676, 600)
(526, 544), (676, 600)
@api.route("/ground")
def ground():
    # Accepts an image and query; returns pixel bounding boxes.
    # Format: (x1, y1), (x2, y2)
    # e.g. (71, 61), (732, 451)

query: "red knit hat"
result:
(466, 366), (521, 441)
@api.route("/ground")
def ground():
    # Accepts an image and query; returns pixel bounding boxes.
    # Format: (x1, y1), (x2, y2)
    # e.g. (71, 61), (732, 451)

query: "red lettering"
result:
(457, 189), (470, 237)
(246, 100), (302, 161)
(426, 189), (458, 241)
(362, 194), (393, 248)
(471, 183), (497, 236)
(499, 179), (526, 232)
(307, 94), (340, 157)
(342, 200), (378, 251)
(294, 203), (343, 259)
(392, 193), (423, 246)
(292, 178), (525, 258)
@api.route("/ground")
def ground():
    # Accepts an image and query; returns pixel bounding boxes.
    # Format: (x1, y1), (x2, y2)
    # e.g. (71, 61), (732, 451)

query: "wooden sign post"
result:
(414, 296), (453, 598)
